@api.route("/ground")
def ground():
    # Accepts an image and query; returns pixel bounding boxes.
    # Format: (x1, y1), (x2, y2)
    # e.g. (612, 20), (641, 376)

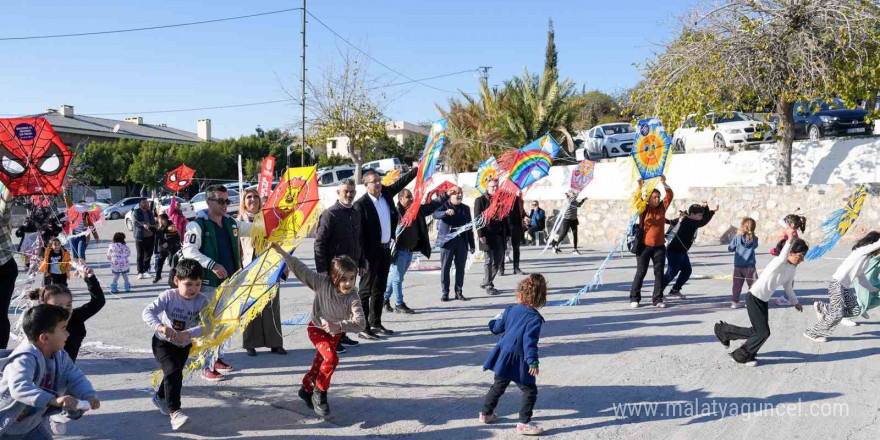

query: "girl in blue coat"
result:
(479, 274), (546, 436)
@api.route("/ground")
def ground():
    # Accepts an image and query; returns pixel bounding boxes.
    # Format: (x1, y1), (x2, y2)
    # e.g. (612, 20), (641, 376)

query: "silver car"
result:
(103, 197), (146, 220)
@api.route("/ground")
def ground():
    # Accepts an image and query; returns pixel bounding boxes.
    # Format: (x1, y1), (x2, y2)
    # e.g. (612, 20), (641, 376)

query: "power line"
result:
(369, 69), (476, 90)
(0, 7), (303, 41)
(306, 10), (463, 94)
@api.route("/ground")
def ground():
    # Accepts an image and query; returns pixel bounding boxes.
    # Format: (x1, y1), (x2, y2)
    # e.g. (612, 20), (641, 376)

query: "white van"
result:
(363, 158), (404, 174)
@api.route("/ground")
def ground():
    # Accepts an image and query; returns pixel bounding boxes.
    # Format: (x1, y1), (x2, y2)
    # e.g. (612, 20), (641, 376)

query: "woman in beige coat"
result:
(239, 188), (286, 355)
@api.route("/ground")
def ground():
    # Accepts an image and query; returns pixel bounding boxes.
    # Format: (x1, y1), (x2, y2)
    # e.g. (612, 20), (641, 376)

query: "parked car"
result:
(316, 166), (383, 186)
(793, 99), (873, 140)
(124, 197), (195, 231)
(363, 158), (404, 174)
(189, 189), (240, 217)
(103, 197), (146, 220)
(574, 123), (637, 160)
(672, 112), (775, 153)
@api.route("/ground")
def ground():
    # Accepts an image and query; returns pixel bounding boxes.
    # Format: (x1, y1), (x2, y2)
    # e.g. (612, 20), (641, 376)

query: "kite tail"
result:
(496, 149), (519, 173)
(441, 215), (485, 244)
(541, 199), (570, 254)
(548, 213), (637, 306)
(399, 182), (428, 230)
(282, 312), (311, 326)
(483, 179), (519, 222)
(805, 207), (847, 260)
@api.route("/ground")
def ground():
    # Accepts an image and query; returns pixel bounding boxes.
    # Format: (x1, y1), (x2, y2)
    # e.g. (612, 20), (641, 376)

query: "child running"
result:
(714, 231), (806, 366)
(39, 237), (71, 287)
(479, 273), (547, 436)
(804, 231), (880, 342)
(0, 304), (100, 438)
(727, 217), (759, 309)
(269, 243), (365, 418)
(662, 201), (717, 299)
(107, 232), (131, 293)
(27, 267), (106, 362)
(142, 259), (209, 431)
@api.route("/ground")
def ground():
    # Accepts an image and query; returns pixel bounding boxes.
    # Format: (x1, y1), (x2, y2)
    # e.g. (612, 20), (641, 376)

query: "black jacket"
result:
(666, 209), (716, 253)
(394, 193), (450, 258)
(354, 168), (417, 259)
(314, 201), (365, 273)
(506, 197), (526, 232)
(66, 275), (106, 362)
(474, 194), (506, 251)
(434, 202), (476, 251)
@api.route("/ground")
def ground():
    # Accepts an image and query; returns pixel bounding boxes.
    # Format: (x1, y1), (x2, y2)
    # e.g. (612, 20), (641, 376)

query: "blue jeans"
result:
(383, 250), (412, 307)
(3, 421), (53, 440)
(68, 235), (87, 260)
(663, 251), (692, 292)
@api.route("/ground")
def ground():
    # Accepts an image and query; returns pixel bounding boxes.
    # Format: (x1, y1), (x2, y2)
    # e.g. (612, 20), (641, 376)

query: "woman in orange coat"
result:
(629, 175), (673, 309)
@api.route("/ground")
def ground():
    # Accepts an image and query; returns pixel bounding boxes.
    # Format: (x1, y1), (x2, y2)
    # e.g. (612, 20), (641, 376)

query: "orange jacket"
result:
(641, 187), (673, 248)
(39, 248), (72, 278)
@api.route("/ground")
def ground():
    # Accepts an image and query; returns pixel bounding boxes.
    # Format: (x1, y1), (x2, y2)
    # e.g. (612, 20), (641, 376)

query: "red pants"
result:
(302, 323), (342, 393)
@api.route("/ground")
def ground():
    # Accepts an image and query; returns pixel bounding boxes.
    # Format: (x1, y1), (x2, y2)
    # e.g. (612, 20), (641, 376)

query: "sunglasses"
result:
(209, 198), (232, 205)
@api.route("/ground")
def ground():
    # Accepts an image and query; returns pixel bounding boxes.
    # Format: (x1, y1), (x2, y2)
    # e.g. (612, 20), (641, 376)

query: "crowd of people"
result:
(0, 172), (877, 438)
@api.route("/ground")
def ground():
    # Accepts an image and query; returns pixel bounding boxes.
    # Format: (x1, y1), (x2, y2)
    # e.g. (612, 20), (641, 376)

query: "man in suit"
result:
(474, 179), (506, 296)
(354, 168), (417, 340)
(503, 195), (528, 275)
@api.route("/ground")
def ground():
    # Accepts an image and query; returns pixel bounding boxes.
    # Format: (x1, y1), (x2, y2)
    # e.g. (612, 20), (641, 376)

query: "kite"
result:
(381, 169), (401, 186)
(570, 159), (595, 192)
(481, 134), (560, 223)
(631, 118), (671, 181)
(475, 156), (499, 195)
(154, 166), (322, 387)
(165, 165), (196, 193)
(0, 117), (73, 196)
(64, 203), (103, 237)
(806, 185), (869, 260)
(399, 119), (447, 230)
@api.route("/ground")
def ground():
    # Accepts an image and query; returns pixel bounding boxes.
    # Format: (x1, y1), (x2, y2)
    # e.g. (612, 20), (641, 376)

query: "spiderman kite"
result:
(165, 164), (196, 193)
(0, 118), (73, 196)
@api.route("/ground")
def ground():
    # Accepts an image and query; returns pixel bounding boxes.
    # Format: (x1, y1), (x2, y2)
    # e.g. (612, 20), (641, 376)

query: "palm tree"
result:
(501, 67), (576, 152)
(438, 78), (507, 172)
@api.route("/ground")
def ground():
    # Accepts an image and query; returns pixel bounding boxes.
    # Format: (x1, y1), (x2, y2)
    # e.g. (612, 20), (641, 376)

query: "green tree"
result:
(631, 0), (880, 184)
(439, 78), (506, 172)
(571, 90), (620, 132)
(500, 68), (577, 151)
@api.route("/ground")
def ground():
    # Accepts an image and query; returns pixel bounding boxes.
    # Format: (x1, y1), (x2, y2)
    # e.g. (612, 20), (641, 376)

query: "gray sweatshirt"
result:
(285, 254), (365, 335)
(0, 342), (95, 436)
(142, 288), (210, 347)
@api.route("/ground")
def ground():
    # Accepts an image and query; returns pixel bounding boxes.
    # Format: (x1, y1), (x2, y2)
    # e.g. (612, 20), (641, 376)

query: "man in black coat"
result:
(313, 178), (364, 350)
(383, 186), (452, 314)
(474, 179), (506, 296)
(502, 195), (528, 275)
(354, 168), (417, 339)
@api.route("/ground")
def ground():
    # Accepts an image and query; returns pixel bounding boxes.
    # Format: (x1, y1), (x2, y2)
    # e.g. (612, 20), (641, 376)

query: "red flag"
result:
(165, 165), (196, 192)
(257, 156), (275, 198)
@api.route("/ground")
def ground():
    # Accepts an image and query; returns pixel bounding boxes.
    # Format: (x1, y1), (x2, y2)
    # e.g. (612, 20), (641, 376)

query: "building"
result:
(325, 120), (429, 158)
(27, 105), (213, 146)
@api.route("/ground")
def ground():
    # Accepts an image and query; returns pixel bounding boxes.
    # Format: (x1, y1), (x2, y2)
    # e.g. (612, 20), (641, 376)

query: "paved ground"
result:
(10, 219), (879, 439)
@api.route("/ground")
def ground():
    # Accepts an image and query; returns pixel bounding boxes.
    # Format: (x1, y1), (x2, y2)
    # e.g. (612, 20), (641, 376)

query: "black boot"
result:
(311, 389), (329, 416)
(299, 387), (314, 409)
(455, 292), (469, 301)
(441, 293), (450, 302)
(383, 300), (393, 313)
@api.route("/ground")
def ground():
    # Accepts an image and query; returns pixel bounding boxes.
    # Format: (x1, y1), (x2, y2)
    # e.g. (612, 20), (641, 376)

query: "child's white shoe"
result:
(630, 302), (639, 309)
(479, 412), (498, 424)
(803, 332), (828, 343)
(840, 318), (858, 327)
(517, 422), (544, 436)
(730, 301), (741, 309)
(170, 410), (189, 431)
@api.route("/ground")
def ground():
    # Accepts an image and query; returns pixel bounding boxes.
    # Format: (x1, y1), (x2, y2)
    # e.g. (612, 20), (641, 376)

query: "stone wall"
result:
(530, 184), (880, 248)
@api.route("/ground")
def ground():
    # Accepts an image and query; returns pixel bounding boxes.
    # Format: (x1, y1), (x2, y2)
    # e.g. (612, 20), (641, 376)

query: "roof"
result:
(31, 111), (207, 144)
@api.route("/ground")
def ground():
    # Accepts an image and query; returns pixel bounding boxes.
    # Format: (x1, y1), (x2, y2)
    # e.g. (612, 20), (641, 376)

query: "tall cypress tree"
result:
(544, 19), (558, 73)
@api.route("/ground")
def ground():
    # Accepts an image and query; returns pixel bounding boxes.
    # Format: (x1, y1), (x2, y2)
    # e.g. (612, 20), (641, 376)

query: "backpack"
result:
(626, 212), (646, 255)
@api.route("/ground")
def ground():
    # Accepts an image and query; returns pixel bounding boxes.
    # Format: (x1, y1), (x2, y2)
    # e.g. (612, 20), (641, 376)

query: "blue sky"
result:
(0, 0), (693, 139)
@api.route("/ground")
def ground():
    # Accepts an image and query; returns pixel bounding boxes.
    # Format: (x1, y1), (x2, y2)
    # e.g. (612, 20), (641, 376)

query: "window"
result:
(336, 169), (354, 180)
(320, 172), (335, 185)
(191, 194), (206, 203)
(331, 140), (338, 152)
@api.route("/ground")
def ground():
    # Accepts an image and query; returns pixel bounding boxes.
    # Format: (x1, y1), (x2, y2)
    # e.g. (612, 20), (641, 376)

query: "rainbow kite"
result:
(806, 185), (869, 260)
(570, 159), (595, 192)
(475, 156), (499, 195)
(631, 118), (671, 181)
(508, 134), (561, 190)
(399, 119), (447, 229)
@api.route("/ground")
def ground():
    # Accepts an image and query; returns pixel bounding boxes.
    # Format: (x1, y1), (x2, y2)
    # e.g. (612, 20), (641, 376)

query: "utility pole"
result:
(300, 0), (307, 167)
(478, 66), (492, 82)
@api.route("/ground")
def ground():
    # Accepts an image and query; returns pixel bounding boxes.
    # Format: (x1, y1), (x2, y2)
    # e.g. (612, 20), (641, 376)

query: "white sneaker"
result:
(655, 302), (666, 308)
(775, 297), (791, 306)
(630, 302), (639, 309)
(138, 273), (148, 280)
(170, 410), (190, 431)
(730, 301), (741, 309)
(517, 422), (544, 436)
(814, 301), (825, 321)
(572, 249), (580, 255)
(50, 419), (67, 435)
(744, 360), (758, 367)
(840, 318), (859, 327)
(803, 332), (828, 343)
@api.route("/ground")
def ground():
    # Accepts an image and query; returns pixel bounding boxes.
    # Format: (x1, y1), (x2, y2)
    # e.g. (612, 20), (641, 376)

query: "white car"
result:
(363, 158), (404, 174)
(672, 112), (775, 153)
(574, 123), (637, 160)
(189, 189), (240, 217)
